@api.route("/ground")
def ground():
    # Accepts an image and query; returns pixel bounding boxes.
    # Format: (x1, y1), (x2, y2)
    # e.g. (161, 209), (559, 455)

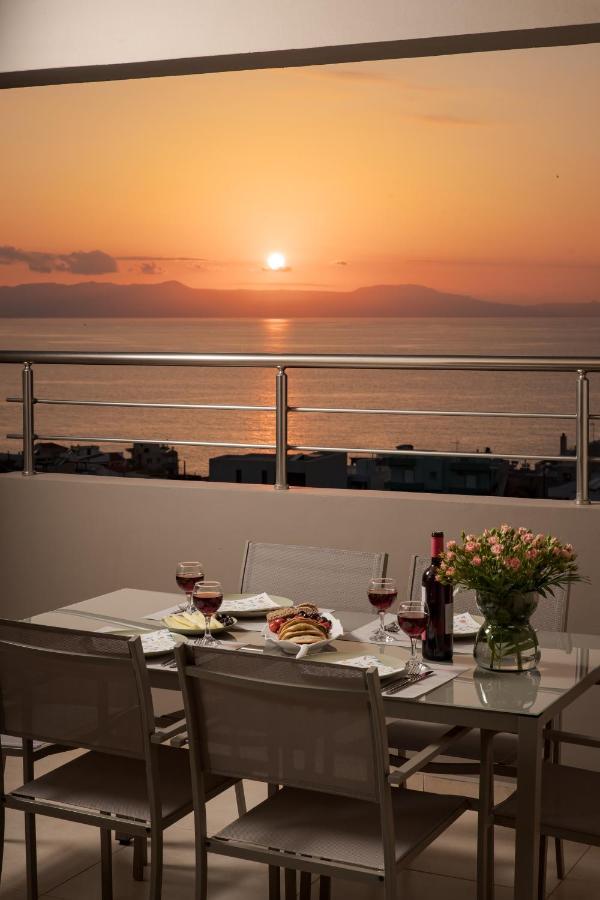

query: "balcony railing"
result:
(1, 350), (599, 503)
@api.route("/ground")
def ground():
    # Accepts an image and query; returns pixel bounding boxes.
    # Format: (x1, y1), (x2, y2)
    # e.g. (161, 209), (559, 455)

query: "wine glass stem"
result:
(410, 637), (416, 663)
(379, 610), (385, 634)
(203, 613), (211, 641)
(186, 592), (193, 612)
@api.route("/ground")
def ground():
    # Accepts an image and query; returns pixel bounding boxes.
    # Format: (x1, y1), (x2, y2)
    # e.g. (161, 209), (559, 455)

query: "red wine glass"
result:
(397, 598), (429, 674)
(175, 561), (204, 612)
(368, 577), (398, 645)
(192, 580), (223, 647)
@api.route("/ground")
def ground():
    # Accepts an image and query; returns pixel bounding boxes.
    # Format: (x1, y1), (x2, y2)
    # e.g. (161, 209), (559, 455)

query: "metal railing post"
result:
(22, 361), (36, 476)
(274, 366), (288, 490)
(575, 369), (590, 505)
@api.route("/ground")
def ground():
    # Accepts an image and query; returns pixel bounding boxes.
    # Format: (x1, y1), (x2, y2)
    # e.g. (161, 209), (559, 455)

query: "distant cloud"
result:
(333, 260), (348, 266)
(129, 261), (164, 275)
(299, 65), (439, 92)
(409, 112), (485, 126)
(0, 244), (117, 274)
(117, 255), (206, 263)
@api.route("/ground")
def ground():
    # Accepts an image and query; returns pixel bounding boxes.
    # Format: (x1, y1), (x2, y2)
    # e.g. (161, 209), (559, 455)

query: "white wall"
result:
(1, 0), (599, 83)
(1, 472), (597, 624)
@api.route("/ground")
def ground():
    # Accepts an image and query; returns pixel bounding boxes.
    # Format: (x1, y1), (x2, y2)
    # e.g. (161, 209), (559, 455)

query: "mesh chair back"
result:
(180, 646), (385, 803)
(408, 555), (569, 631)
(240, 542), (387, 612)
(0, 620), (149, 759)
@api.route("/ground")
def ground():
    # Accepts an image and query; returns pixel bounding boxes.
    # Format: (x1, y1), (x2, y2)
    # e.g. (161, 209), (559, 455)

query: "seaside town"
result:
(2, 432), (598, 500)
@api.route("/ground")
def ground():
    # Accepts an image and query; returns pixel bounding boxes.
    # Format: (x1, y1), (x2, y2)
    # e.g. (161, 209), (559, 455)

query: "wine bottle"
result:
(422, 531), (453, 662)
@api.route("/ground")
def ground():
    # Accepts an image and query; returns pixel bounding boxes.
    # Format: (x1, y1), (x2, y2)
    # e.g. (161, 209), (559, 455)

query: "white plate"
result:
(264, 612), (343, 658)
(163, 612), (238, 635)
(220, 593), (293, 618)
(108, 628), (185, 657)
(453, 612), (482, 639)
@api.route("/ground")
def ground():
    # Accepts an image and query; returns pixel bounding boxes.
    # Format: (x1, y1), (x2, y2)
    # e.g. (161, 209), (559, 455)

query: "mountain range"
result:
(0, 281), (598, 317)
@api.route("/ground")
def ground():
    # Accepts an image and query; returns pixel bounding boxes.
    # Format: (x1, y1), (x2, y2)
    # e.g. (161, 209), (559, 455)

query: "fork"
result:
(383, 670), (434, 695)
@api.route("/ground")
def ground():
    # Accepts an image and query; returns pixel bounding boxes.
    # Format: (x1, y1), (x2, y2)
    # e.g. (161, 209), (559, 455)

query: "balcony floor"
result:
(0, 753), (597, 899)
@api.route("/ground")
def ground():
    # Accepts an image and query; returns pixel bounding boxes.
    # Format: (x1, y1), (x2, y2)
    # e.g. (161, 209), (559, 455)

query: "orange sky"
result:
(0, 42), (599, 303)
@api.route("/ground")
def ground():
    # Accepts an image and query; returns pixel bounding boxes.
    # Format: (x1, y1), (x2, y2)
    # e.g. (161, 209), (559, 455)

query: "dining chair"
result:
(388, 554), (571, 878)
(176, 643), (471, 900)
(0, 619), (239, 900)
(239, 541), (387, 612)
(491, 727), (600, 899)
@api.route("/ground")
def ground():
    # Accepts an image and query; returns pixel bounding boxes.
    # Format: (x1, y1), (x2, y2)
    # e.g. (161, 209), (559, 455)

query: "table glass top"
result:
(27, 587), (600, 720)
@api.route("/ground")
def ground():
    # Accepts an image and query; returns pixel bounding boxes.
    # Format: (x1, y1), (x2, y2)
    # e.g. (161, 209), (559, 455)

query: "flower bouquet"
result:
(435, 525), (584, 671)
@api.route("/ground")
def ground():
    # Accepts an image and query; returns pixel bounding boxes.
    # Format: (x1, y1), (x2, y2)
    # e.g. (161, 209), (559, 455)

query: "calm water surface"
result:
(1, 318), (598, 475)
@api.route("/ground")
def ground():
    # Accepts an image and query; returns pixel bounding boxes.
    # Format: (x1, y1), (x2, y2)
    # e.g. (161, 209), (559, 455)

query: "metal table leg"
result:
(514, 718), (543, 900)
(477, 729), (495, 900)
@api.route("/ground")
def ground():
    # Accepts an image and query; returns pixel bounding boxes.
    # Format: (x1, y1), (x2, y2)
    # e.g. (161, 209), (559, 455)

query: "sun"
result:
(266, 251), (287, 271)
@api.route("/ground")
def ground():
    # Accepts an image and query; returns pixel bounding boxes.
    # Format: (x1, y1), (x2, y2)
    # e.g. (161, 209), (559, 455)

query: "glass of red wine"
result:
(397, 598), (429, 674)
(192, 580), (224, 647)
(368, 577), (398, 644)
(176, 561), (204, 613)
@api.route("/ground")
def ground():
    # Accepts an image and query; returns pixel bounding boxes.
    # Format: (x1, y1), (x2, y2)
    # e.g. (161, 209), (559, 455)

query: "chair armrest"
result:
(545, 729), (600, 750)
(150, 718), (188, 744)
(388, 725), (472, 786)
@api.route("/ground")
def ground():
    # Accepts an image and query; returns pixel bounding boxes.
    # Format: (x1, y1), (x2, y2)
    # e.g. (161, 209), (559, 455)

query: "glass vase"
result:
(474, 591), (541, 672)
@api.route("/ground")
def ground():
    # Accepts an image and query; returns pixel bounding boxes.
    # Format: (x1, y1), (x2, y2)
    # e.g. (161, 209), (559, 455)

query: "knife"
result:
(383, 670), (434, 695)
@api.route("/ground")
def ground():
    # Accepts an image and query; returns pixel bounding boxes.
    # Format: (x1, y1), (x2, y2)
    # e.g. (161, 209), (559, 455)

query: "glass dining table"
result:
(27, 587), (600, 900)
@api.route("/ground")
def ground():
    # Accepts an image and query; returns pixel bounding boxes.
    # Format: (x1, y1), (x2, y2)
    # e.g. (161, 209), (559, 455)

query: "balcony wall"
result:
(1, 471), (599, 765)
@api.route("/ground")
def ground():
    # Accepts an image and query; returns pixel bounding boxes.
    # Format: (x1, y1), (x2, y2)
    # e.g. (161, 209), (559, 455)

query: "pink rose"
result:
(507, 557), (521, 570)
(488, 535), (500, 545)
(465, 542), (477, 552)
(445, 567), (455, 576)
(491, 544), (503, 555)
(518, 526), (528, 534)
(472, 556), (482, 566)
(446, 540), (457, 549)
(561, 548), (573, 559)
(525, 549), (538, 559)
(534, 533), (545, 544)
(466, 534), (476, 542)
(445, 551), (455, 560)
(553, 546), (562, 556)
(500, 524), (511, 533)
(522, 532), (535, 543)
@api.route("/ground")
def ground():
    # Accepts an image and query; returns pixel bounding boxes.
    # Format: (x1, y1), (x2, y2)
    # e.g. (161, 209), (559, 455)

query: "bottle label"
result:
(445, 601), (454, 634)
(431, 533), (444, 557)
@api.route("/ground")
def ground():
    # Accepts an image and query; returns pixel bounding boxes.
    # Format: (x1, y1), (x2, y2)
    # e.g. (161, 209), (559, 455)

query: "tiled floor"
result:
(0, 755), (598, 899)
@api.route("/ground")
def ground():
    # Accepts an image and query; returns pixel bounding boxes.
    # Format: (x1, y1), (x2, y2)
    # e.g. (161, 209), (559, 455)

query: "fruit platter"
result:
(264, 604), (343, 656)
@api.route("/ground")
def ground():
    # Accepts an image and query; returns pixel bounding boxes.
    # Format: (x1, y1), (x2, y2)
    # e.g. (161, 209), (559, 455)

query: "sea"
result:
(0, 317), (599, 476)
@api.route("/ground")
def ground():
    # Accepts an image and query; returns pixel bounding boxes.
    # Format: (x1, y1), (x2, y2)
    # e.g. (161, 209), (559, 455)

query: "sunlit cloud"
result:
(128, 261), (165, 275)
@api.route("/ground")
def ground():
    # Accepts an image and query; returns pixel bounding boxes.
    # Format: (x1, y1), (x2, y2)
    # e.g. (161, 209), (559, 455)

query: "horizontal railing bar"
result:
(5, 434), (596, 466)
(290, 406), (575, 420)
(289, 444), (568, 463)
(1, 350), (600, 372)
(6, 397), (275, 412)
(6, 434), (275, 450)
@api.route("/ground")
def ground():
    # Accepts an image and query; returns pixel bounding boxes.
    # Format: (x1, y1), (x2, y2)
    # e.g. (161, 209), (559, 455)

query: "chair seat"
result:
(11, 745), (232, 825)
(494, 762), (600, 841)
(211, 786), (467, 872)
(387, 719), (518, 765)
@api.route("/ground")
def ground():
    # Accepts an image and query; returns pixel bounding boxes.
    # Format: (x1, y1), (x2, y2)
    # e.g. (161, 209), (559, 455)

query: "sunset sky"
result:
(0, 42), (599, 304)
